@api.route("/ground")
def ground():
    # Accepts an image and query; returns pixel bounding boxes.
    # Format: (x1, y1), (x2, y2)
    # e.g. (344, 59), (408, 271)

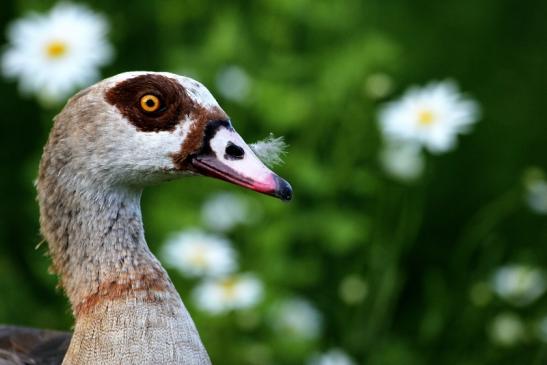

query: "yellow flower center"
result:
(45, 41), (68, 59)
(189, 246), (208, 268)
(417, 110), (435, 126)
(220, 278), (238, 299)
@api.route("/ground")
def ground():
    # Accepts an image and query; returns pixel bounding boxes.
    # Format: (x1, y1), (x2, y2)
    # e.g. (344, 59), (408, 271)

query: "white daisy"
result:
(364, 72), (393, 99)
(379, 142), (424, 182)
(2, 3), (112, 102)
(488, 312), (525, 347)
(378, 80), (480, 153)
(193, 273), (263, 314)
(526, 180), (547, 214)
(161, 229), (237, 278)
(308, 349), (356, 365)
(270, 297), (322, 340)
(469, 281), (493, 307)
(491, 264), (546, 306)
(523, 168), (547, 214)
(338, 275), (368, 305)
(536, 316), (547, 343)
(215, 65), (251, 103)
(201, 192), (250, 232)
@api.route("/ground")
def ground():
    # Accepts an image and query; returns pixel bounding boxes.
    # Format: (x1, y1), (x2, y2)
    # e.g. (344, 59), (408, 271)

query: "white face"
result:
(67, 72), (292, 200)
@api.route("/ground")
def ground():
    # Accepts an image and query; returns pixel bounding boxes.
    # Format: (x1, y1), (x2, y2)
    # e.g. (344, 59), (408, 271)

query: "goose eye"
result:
(140, 94), (161, 112)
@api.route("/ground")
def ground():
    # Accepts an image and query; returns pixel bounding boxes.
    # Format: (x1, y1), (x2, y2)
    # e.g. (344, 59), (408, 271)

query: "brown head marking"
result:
(105, 73), (230, 169)
(105, 74), (194, 133)
(171, 106), (228, 169)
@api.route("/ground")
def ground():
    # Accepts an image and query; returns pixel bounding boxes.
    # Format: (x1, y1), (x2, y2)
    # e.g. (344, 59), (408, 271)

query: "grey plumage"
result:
(0, 326), (70, 365)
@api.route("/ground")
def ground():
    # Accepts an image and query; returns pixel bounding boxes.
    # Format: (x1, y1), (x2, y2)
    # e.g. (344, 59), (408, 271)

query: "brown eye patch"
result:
(105, 74), (195, 132)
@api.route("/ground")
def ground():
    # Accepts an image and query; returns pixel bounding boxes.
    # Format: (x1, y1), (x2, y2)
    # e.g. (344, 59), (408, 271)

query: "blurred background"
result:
(1, 0), (546, 364)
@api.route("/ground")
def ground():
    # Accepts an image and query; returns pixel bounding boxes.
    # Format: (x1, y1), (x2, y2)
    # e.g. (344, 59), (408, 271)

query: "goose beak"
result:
(189, 121), (293, 201)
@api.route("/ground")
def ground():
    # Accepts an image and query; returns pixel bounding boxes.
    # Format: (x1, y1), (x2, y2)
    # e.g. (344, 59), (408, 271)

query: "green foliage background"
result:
(1, 0), (546, 364)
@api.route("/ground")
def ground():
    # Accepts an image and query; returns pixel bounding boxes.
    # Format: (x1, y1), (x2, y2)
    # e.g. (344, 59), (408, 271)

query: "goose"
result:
(0, 71), (292, 365)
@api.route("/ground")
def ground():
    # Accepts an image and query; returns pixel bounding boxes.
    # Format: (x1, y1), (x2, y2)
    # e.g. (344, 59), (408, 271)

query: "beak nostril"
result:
(225, 142), (245, 160)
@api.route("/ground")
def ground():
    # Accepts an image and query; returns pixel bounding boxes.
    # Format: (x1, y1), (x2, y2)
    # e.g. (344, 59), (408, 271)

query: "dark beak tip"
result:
(274, 176), (293, 202)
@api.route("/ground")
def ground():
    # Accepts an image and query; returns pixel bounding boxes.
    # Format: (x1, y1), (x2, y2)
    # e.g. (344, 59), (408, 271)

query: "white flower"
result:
(378, 80), (479, 153)
(215, 65), (251, 102)
(469, 281), (493, 307)
(193, 273), (263, 314)
(308, 349), (356, 365)
(536, 316), (547, 343)
(526, 180), (547, 214)
(339, 275), (368, 305)
(491, 264), (546, 306)
(364, 72), (393, 99)
(161, 229), (237, 278)
(270, 297), (322, 340)
(379, 142), (424, 182)
(523, 169), (547, 214)
(201, 192), (250, 232)
(2, 3), (112, 102)
(489, 312), (525, 347)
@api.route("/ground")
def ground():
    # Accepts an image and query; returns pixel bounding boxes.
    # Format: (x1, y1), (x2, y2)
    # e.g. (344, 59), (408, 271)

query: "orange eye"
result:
(140, 94), (161, 112)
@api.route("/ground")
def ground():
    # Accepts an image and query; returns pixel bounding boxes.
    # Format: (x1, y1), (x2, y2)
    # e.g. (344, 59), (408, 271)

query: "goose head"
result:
(52, 71), (292, 200)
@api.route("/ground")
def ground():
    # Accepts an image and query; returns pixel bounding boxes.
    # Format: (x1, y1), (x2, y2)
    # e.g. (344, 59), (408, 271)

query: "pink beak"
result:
(189, 121), (292, 201)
